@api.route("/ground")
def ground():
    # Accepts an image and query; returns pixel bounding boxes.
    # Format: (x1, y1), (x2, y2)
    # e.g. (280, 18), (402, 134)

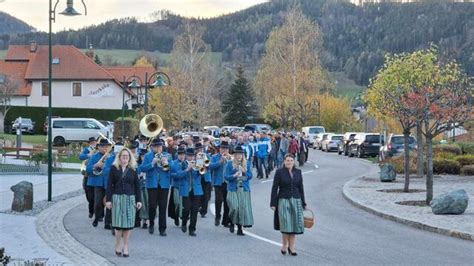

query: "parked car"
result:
(301, 126), (326, 147)
(243, 123), (273, 133)
(43, 116), (61, 135)
(322, 134), (344, 152)
(50, 118), (110, 146)
(338, 132), (360, 156)
(317, 133), (330, 150)
(99, 120), (114, 135)
(348, 133), (384, 158)
(11, 117), (35, 135)
(221, 126), (241, 134)
(379, 134), (417, 161)
(313, 133), (324, 150)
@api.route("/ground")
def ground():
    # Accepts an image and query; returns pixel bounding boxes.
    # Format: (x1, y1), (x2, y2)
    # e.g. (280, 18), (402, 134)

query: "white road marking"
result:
(209, 203), (280, 247)
(302, 170), (314, 174)
(314, 164), (319, 169)
(260, 179), (273, 184)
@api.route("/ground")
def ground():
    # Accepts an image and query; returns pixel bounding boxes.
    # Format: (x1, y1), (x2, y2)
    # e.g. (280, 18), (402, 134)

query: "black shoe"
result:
(148, 226), (154, 234)
(288, 248), (297, 256)
(281, 249), (287, 255)
(142, 223), (148, 229)
(160, 231), (167, 237)
(229, 225), (234, 233)
(237, 229), (245, 236)
(189, 231), (196, 237)
(112, 229), (115, 236)
(214, 218), (220, 226)
(181, 225), (187, 233)
(223, 223), (230, 228)
(104, 224), (112, 230)
(123, 253), (129, 258)
(88, 213), (93, 219)
(115, 250), (122, 256)
(92, 220), (98, 227)
(98, 217), (104, 222)
(174, 219), (179, 226)
(265, 175), (269, 179)
(200, 213), (206, 218)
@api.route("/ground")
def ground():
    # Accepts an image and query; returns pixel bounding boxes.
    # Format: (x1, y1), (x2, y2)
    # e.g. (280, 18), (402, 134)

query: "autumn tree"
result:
(133, 56), (153, 67)
(148, 86), (192, 131)
(169, 21), (222, 127)
(0, 76), (18, 133)
(255, 6), (331, 129)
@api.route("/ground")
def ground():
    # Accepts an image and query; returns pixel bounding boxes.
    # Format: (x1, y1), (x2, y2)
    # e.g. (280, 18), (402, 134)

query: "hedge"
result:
(457, 142), (474, 155)
(113, 117), (139, 140)
(454, 154), (474, 167)
(433, 144), (462, 156)
(4, 106), (135, 135)
(461, 165), (474, 176)
(433, 159), (461, 175)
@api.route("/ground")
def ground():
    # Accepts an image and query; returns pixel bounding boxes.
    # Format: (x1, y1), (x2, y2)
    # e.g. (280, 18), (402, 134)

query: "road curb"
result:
(342, 177), (474, 242)
(36, 195), (112, 265)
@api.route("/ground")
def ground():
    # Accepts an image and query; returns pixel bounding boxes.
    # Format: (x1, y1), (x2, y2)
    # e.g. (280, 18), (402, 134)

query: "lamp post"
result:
(48, 0), (86, 201)
(143, 71), (171, 114)
(121, 75), (142, 138)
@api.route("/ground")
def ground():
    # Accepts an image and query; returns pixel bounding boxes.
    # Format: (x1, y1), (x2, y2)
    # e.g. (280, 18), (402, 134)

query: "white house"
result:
(0, 43), (155, 110)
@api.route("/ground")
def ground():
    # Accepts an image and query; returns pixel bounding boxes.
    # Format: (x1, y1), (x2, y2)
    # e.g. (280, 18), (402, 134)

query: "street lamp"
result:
(48, 0), (87, 201)
(143, 71), (171, 114)
(121, 75), (142, 138)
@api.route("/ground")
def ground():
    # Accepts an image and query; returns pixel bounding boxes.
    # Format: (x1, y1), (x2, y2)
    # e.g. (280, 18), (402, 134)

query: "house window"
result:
(72, 82), (82, 96)
(41, 82), (49, 96)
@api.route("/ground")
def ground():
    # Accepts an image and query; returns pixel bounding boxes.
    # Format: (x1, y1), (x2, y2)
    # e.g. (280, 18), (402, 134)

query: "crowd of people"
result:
(79, 129), (310, 258)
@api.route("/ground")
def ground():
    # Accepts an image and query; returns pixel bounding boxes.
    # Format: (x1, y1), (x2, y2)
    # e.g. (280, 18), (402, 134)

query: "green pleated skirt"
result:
(139, 180), (149, 219)
(112, 194), (136, 230)
(227, 188), (253, 227)
(278, 198), (304, 234)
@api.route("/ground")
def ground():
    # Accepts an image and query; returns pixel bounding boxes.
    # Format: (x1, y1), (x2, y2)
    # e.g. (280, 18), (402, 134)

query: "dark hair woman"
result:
(270, 153), (307, 256)
(106, 148), (142, 258)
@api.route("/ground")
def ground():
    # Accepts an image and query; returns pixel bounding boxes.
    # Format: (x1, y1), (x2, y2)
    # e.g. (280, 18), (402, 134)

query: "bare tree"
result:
(0, 76), (18, 133)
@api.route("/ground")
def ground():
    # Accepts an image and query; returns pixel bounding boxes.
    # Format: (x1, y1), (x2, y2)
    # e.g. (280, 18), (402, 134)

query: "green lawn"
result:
(0, 133), (47, 145)
(329, 72), (366, 102)
(58, 156), (81, 164)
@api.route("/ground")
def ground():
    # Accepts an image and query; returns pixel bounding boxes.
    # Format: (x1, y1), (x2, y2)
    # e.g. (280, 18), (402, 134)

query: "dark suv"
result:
(379, 134), (417, 161)
(349, 133), (384, 158)
(11, 118), (35, 134)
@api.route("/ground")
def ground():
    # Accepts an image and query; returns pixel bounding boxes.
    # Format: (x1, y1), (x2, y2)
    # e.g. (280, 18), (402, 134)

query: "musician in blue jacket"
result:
(102, 149), (116, 231)
(256, 133), (272, 179)
(86, 138), (112, 227)
(209, 141), (231, 227)
(225, 146), (254, 236)
(168, 148), (186, 227)
(175, 148), (203, 236)
(195, 142), (212, 218)
(79, 137), (96, 219)
(139, 138), (172, 236)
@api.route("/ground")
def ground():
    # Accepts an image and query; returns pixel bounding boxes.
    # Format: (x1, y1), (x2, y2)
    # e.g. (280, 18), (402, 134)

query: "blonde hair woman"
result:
(106, 148), (142, 258)
(224, 146), (253, 236)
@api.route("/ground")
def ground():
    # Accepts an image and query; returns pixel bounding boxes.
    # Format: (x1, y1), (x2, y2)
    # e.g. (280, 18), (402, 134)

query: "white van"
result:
(49, 118), (110, 146)
(302, 126), (326, 146)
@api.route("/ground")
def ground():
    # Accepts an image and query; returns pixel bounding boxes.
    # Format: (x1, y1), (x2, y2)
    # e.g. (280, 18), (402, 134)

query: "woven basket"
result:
(303, 209), (314, 229)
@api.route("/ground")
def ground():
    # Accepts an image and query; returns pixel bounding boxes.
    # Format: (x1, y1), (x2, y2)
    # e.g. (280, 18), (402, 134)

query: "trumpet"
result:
(154, 153), (170, 172)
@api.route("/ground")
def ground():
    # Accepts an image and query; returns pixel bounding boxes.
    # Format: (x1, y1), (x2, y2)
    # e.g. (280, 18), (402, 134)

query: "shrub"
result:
(433, 144), (462, 156)
(435, 152), (457, 160)
(457, 142), (474, 155)
(454, 154), (474, 167)
(381, 154), (417, 174)
(113, 117), (139, 140)
(460, 165), (474, 176)
(433, 159), (461, 175)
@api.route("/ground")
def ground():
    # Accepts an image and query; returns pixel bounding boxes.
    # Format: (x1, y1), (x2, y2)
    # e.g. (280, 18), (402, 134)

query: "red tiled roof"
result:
(104, 66), (156, 83)
(24, 45), (118, 80)
(0, 60), (31, 96)
(5, 45), (31, 61)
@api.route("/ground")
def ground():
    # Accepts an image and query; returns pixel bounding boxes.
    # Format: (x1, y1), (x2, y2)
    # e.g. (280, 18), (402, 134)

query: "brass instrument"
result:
(195, 152), (209, 175)
(139, 114), (163, 148)
(80, 146), (95, 175)
(92, 133), (115, 176)
(154, 152), (170, 172)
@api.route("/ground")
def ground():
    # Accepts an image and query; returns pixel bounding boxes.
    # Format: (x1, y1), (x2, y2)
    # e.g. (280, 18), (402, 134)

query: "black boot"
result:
(214, 217), (220, 226)
(181, 224), (187, 233)
(229, 224), (235, 233)
(148, 225), (154, 234)
(237, 225), (244, 236)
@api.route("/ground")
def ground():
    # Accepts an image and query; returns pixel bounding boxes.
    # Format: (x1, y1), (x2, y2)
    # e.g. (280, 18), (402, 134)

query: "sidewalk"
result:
(0, 173), (84, 263)
(2, 156), (82, 170)
(343, 174), (474, 241)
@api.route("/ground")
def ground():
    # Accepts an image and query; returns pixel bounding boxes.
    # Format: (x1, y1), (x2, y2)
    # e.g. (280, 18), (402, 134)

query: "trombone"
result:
(92, 133), (116, 176)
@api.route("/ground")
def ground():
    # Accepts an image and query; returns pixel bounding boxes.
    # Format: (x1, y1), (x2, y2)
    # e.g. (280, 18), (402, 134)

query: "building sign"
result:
(89, 83), (114, 97)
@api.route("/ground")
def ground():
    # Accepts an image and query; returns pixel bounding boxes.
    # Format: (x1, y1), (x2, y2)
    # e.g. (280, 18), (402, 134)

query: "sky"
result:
(0, 0), (268, 32)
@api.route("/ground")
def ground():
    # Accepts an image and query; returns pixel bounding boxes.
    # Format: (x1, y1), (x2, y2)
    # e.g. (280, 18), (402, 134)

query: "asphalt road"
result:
(64, 150), (474, 265)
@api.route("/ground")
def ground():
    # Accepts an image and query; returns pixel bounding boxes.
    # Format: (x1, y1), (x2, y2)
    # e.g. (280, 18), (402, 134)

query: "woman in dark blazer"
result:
(270, 153), (307, 256)
(106, 148), (142, 258)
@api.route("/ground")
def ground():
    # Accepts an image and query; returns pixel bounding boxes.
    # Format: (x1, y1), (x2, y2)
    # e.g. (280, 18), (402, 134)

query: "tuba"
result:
(140, 114), (163, 142)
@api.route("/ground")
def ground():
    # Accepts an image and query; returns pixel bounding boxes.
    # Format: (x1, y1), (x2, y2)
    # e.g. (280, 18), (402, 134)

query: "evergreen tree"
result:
(222, 66), (257, 126)
(94, 54), (102, 65)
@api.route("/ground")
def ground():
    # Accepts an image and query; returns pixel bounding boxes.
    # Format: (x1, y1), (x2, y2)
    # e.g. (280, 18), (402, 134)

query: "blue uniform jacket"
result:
(139, 151), (172, 189)
(175, 167), (203, 197)
(224, 161), (253, 192)
(170, 159), (186, 188)
(209, 153), (226, 187)
(79, 146), (94, 161)
(86, 152), (105, 187)
(102, 153), (116, 189)
(256, 138), (271, 159)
